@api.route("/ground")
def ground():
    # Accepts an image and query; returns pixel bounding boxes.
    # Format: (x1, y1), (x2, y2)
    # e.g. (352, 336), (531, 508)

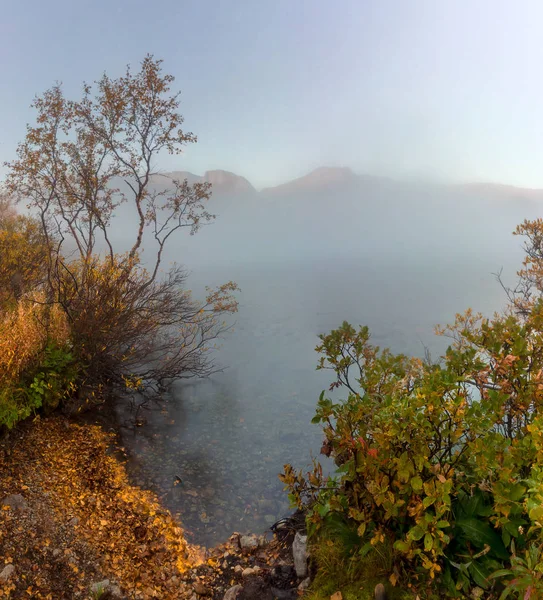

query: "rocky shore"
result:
(0, 417), (312, 600)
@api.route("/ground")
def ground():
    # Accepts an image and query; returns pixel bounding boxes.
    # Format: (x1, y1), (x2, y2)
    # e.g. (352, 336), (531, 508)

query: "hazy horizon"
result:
(4, 1), (543, 189)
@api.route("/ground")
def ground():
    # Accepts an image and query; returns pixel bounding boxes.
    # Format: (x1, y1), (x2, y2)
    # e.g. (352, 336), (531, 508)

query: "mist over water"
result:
(110, 177), (541, 545)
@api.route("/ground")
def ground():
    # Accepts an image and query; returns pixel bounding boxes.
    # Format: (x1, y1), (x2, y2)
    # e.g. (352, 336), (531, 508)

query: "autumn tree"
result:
(5, 56), (238, 408)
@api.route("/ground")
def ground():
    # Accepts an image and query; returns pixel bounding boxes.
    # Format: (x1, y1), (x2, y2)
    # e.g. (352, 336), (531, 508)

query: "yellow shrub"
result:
(0, 294), (70, 387)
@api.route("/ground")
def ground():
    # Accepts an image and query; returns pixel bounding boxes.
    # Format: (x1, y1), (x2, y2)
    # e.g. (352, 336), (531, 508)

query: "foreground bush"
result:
(0, 295), (74, 428)
(282, 219), (543, 598)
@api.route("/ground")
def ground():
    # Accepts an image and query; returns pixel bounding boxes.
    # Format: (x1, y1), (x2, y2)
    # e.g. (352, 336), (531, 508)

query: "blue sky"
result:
(2, 0), (543, 189)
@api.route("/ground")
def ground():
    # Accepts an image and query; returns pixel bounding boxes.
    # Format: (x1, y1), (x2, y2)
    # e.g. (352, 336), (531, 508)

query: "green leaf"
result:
(411, 476), (423, 492)
(424, 532), (433, 551)
(455, 518), (509, 560)
(408, 525), (425, 541)
(469, 560), (490, 589)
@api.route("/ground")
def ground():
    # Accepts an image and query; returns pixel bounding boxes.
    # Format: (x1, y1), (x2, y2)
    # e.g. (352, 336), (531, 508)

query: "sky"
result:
(2, 0), (543, 189)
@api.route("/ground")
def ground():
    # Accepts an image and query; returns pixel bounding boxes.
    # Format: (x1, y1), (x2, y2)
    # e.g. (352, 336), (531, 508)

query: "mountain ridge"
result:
(154, 167), (543, 199)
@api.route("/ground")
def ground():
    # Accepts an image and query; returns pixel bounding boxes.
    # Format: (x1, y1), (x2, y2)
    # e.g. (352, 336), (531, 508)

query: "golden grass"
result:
(0, 294), (70, 387)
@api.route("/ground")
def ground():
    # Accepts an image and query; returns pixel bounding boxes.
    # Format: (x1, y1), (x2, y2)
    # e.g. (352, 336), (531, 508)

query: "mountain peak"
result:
(202, 170), (255, 193)
(151, 169), (255, 195)
(261, 166), (356, 195)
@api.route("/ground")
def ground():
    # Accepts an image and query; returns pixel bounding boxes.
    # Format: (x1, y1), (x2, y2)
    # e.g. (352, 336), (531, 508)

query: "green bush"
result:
(281, 308), (543, 598)
(0, 342), (77, 430)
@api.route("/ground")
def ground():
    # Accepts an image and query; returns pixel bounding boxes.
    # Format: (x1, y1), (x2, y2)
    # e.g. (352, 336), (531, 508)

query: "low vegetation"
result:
(282, 219), (543, 598)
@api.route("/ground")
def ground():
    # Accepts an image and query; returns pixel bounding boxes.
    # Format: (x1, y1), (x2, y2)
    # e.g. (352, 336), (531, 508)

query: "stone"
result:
(234, 565), (243, 574)
(238, 577), (273, 600)
(292, 532), (308, 578)
(108, 584), (123, 599)
(2, 494), (28, 511)
(239, 534), (259, 551)
(298, 577), (311, 592)
(264, 514), (276, 526)
(68, 516), (80, 526)
(52, 549), (61, 558)
(241, 567), (260, 578)
(223, 585), (243, 600)
(0, 564), (15, 582)
(193, 582), (212, 596)
(374, 583), (388, 599)
(90, 580), (110, 595)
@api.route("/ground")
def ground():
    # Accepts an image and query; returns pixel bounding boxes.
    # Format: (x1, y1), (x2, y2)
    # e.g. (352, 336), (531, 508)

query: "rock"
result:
(239, 534), (259, 551)
(374, 583), (388, 599)
(270, 564), (296, 586)
(193, 582), (212, 596)
(90, 580), (110, 595)
(298, 577), (311, 592)
(241, 566), (261, 578)
(108, 584), (123, 599)
(234, 565), (243, 574)
(238, 577), (273, 600)
(0, 564), (15, 582)
(68, 516), (80, 526)
(2, 494), (28, 511)
(223, 585), (243, 600)
(292, 532), (308, 578)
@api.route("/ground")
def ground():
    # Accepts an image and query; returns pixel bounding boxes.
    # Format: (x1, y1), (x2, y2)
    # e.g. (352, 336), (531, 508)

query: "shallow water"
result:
(113, 256), (512, 546)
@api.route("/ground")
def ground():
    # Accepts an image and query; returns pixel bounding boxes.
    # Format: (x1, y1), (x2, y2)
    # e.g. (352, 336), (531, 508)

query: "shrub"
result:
(0, 295), (73, 429)
(281, 217), (543, 600)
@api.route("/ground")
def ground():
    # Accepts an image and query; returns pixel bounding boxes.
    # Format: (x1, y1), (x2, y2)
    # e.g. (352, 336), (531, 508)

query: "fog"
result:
(109, 174), (542, 544)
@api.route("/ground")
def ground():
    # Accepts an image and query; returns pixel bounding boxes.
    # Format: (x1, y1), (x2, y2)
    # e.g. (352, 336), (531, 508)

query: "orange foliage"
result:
(0, 418), (202, 599)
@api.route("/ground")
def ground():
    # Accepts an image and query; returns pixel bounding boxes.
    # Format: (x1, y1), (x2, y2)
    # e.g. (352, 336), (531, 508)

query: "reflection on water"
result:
(113, 257), (511, 546)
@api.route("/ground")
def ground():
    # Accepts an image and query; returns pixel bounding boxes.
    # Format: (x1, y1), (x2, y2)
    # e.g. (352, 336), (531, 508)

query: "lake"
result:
(113, 253), (517, 546)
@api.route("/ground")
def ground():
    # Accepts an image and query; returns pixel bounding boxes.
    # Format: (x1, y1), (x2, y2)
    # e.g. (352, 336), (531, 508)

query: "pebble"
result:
(234, 565), (243, 574)
(90, 580), (110, 594)
(0, 564), (15, 582)
(1, 494), (28, 511)
(223, 585), (243, 600)
(298, 577), (311, 592)
(241, 566), (261, 578)
(193, 581), (212, 596)
(239, 535), (258, 551)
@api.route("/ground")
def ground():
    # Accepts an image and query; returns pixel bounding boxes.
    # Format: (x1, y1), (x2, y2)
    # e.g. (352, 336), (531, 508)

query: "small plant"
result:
(490, 542), (543, 599)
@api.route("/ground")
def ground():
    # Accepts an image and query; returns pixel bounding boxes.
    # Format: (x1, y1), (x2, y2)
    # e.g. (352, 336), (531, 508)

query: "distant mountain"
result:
(261, 166), (358, 195)
(149, 166), (543, 203)
(151, 169), (255, 195)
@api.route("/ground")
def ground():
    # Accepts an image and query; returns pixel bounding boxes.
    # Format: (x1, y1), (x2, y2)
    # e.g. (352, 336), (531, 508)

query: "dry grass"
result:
(0, 295), (70, 388)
